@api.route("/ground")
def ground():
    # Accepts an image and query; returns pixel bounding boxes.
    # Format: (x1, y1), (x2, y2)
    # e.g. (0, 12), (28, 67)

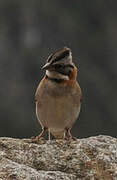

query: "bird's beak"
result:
(41, 62), (51, 70)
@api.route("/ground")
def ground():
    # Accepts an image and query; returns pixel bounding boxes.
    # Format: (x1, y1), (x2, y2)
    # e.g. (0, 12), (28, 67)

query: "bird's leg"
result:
(66, 128), (77, 140)
(38, 127), (47, 139)
(63, 131), (66, 139)
(31, 127), (47, 142)
(48, 129), (51, 140)
(63, 128), (69, 140)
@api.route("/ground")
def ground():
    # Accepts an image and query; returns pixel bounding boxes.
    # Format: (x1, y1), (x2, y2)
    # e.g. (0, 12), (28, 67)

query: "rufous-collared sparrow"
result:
(34, 47), (82, 140)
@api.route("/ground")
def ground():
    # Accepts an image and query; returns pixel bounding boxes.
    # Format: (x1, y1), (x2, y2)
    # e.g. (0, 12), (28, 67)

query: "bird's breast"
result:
(36, 79), (81, 131)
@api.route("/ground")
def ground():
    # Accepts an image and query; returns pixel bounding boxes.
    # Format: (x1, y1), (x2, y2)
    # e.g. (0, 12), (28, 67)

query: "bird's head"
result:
(42, 47), (76, 80)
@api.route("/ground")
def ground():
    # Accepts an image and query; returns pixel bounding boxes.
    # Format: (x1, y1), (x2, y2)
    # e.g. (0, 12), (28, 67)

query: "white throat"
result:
(46, 70), (69, 80)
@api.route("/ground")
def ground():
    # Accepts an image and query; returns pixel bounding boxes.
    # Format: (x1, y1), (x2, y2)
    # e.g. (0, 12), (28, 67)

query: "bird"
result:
(33, 47), (82, 141)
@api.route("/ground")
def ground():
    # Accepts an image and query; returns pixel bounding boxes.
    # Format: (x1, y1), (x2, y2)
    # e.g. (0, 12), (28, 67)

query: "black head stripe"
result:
(46, 48), (70, 63)
(52, 50), (70, 64)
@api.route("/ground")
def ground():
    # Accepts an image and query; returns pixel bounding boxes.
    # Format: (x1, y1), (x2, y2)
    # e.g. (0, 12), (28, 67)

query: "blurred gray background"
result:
(0, 0), (117, 138)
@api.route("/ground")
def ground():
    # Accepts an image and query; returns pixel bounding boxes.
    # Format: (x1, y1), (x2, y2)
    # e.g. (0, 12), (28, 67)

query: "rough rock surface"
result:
(0, 135), (117, 180)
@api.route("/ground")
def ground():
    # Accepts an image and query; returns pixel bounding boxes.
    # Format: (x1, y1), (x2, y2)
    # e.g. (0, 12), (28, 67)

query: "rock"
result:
(0, 135), (117, 179)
